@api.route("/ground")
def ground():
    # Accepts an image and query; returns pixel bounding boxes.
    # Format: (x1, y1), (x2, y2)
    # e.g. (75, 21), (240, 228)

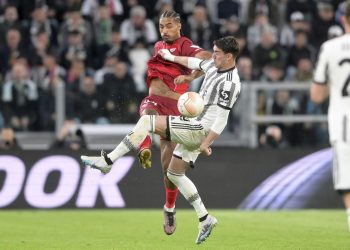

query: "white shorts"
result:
(167, 116), (207, 164)
(332, 142), (350, 190)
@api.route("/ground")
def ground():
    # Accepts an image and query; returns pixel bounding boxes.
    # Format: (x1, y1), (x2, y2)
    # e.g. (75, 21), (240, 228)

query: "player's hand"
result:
(199, 144), (212, 156)
(158, 49), (175, 62)
(174, 75), (194, 85)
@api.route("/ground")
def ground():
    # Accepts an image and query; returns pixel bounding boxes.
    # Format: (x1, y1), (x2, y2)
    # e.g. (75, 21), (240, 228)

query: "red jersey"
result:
(147, 36), (204, 94)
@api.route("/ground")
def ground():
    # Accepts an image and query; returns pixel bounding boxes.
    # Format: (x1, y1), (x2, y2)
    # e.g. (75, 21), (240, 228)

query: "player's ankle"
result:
(164, 205), (175, 212)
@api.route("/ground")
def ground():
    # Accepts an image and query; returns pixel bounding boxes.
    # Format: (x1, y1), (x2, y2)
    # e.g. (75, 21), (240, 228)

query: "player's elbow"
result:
(310, 83), (328, 104)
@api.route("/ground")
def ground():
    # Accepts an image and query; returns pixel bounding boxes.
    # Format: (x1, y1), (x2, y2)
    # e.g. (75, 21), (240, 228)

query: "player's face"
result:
(159, 17), (181, 43)
(212, 45), (231, 70)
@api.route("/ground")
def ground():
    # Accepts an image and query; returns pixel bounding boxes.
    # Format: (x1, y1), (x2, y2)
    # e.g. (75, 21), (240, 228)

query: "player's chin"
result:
(162, 36), (172, 43)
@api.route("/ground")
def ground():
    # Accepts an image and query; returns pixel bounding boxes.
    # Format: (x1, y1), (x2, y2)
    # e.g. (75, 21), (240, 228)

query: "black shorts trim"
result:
(217, 103), (231, 110)
(173, 154), (182, 160)
(166, 116), (171, 141)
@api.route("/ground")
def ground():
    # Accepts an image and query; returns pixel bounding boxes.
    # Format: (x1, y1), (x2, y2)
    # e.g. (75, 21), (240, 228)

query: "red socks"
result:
(139, 135), (152, 151)
(165, 187), (178, 209)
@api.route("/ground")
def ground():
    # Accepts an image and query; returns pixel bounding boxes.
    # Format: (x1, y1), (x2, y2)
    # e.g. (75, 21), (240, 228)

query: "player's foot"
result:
(195, 215), (218, 244)
(163, 208), (176, 235)
(138, 148), (152, 169)
(81, 150), (113, 174)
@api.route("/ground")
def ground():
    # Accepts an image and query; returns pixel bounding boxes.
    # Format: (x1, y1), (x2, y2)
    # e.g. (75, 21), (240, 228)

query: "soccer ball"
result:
(177, 92), (204, 118)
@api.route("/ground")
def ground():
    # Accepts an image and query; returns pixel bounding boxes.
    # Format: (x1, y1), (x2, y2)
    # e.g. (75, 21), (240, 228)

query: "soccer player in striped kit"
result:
(310, 0), (350, 232)
(81, 36), (241, 244)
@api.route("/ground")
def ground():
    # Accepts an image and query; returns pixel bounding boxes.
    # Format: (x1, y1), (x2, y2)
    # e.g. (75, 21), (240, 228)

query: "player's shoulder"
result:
(321, 34), (348, 51)
(224, 68), (241, 85)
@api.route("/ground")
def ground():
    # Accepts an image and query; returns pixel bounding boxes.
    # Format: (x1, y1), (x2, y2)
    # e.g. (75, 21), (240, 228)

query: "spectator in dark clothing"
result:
(252, 27), (285, 79)
(75, 76), (108, 123)
(0, 5), (22, 45)
(248, 0), (279, 26)
(310, 2), (338, 49)
(1, 63), (38, 131)
(27, 31), (57, 67)
(184, 5), (215, 50)
(59, 29), (92, 69)
(0, 28), (27, 76)
(101, 61), (139, 123)
(217, 0), (241, 23)
(95, 29), (129, 68)
(287, 30), (315, 68)
(286, 0), (317, 23)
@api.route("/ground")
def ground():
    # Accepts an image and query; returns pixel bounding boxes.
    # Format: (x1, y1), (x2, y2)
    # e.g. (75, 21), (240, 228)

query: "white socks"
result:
(167, 171), (208, 219)
(108, 115), (155, 162)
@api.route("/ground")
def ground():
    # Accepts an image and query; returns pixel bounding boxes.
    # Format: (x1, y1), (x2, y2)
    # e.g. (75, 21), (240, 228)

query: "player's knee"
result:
(166, 170), (182, 185)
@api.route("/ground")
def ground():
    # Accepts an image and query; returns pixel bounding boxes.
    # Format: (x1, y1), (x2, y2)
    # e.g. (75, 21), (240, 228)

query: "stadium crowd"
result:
(0, 0), (345, 148)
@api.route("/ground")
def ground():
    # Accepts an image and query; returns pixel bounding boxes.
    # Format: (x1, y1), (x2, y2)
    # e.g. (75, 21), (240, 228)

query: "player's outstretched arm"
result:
(159, 49), (203, 70)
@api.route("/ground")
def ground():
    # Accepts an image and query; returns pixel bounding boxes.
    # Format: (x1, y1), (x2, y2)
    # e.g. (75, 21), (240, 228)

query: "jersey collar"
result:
(217, 66), (235, 73)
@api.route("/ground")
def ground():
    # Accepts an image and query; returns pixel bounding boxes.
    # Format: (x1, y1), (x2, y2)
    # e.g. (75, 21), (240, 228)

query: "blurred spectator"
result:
(286, 0), (317, 23)
(59, 29), (92, 69)
(247, 13), (277, 51)
(237, 56), (253, 82)
(101, 61), (139, 123)
(58, 6), (93, 48)
(1, 63), (38, 131)
(184, 4), (215, 50)
(95, 28), (129, 68)
(120, 5), (158, 51)
(75, 76), (108, 123)
(23, 2), (59, 47)
(218, 15), (247, 39)
(94, 5), (114, 46)
(0, 127), (20, 150)
(260, 61), (285, 82)
(0, 28), (27, 76)
(81, 0), (124, 23)
(28, 31), (57, 67)
(128, 38), (151, 94)
(248, 0), (279, 26)
(311, 2), (337, 49)
(252, 27), (285, 79)
(328, 24), (343, 39)
(280, 11), (311, 48)
(94, 55), (118, 85)
(259, 124), (288, 148)
(217, 0), (241, 24)
(292, 57), (313, 82)
(50, 121), (87, 150)
(235, 31), (250, 58)
(286, 29), (315, 78)
(0, 4), (22, 45)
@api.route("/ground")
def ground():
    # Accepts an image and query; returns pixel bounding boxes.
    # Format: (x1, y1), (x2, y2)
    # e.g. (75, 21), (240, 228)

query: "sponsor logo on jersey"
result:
(170, 48), (176, 53)
(219, 90), (230, 103)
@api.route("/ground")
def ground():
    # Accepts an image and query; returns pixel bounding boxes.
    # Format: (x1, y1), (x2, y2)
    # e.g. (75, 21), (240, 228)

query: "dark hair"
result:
(213, 36), (240, 58)
(160, 10), (181, 23)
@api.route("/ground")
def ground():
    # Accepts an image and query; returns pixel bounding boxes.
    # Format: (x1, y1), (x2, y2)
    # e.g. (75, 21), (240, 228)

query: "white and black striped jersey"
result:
(314, 34), (350, 143)
(196, 58), (241, 130)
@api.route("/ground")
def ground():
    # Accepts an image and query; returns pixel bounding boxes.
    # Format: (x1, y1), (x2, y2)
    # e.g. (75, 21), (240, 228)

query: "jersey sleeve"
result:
(180, 39), (204, 57)
(217, 80), (241, 110)
(199, 59), (215, 73)
(313, 43), (329, 85)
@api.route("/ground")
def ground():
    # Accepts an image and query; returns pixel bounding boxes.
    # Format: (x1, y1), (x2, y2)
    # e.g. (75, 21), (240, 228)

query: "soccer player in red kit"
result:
(138, 10), (211, 235)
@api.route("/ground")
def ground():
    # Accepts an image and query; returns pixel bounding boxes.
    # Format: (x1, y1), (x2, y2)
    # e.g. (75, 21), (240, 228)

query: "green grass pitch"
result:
(0, 209), (349, 250)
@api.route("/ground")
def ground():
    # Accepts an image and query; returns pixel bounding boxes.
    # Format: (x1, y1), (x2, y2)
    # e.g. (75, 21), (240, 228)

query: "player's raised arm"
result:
(159, 49), (204, 70)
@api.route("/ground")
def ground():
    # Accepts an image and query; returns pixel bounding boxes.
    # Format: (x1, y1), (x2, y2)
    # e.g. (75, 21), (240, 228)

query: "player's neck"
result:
(218, 63), (235, 72)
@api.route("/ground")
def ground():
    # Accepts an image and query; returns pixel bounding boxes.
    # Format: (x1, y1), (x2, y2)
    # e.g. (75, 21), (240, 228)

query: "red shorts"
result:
(139, 95), (180, 116)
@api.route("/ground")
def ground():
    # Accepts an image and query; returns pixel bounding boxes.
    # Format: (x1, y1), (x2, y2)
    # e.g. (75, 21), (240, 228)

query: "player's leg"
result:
(342, 192), (350, 231)
(137, 108), (158, 169)
(160, 139), (178, 235)
(333, 142), (350, 231)
(81, 115), (167, 172)
(166, 155), (217, 244)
